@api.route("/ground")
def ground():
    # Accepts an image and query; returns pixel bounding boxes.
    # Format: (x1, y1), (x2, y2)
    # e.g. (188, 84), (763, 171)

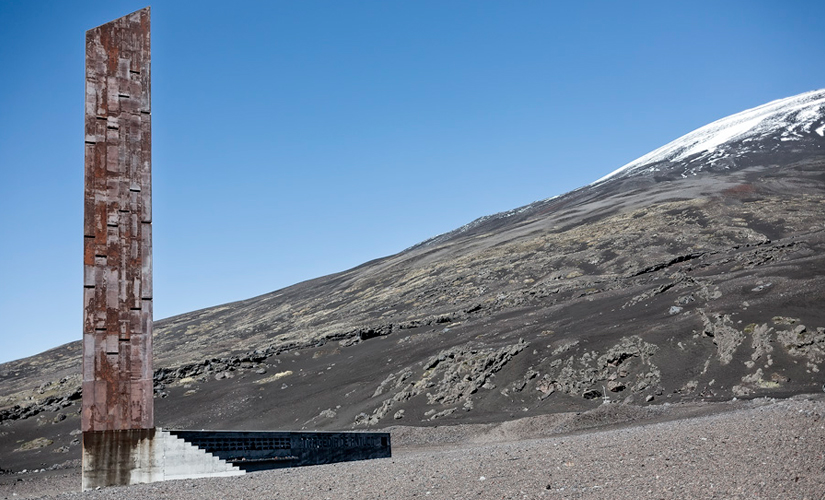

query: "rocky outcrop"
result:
(532, 336), (661, 400)
(0, 387), (80, 424)
(700, 311), (745, 365)
(777, 325), (825, 363)
(355, 340), (528, 426)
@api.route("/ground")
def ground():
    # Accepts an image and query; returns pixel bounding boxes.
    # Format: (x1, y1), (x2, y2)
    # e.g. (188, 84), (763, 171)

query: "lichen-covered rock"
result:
(747, 323), (774, 362)
(700, 311), (745, 365)
(777, 325), (825, 362)
(537, 336), (661, 399)
(355, 340), (528, 426)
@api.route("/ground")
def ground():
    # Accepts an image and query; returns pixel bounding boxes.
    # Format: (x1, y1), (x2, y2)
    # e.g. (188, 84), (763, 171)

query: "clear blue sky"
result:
(1, 1), (824, 364)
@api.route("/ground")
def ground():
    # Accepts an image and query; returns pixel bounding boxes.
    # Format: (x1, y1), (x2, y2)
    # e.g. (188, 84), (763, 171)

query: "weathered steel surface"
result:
(83, 7), (152, 432)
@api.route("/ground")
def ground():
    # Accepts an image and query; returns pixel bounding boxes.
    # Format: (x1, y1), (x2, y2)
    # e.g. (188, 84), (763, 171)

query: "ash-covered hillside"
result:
(3, 89), (825, 472)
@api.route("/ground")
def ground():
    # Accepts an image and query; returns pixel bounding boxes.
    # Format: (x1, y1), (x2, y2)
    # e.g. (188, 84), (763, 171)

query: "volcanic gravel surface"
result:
(2, 396), (824, 500)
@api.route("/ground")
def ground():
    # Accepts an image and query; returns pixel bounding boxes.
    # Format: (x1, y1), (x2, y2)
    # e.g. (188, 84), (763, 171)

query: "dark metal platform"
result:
(168, 430), (391, 472)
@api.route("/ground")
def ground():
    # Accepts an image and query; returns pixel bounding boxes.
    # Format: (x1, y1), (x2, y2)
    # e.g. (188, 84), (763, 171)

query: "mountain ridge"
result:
(423, 89), (825, 249)
(2, 89), (825, 472)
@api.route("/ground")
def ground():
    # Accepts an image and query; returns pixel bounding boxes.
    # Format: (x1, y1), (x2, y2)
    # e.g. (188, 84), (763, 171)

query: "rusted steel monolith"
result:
(79, 8), (390, 488)
(82, 7), (153, 488)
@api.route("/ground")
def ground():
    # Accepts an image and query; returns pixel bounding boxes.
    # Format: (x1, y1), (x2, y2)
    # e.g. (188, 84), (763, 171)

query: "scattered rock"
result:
(607, 380), (625, 392)
(582, 389), (602, 400)
(772, 316), (800, 326)
(14, 438), (53, 452)
(700, 311), (745, 365)
(356, 340), (528, 426)
(747, 323), (774, 361)
(551, 340), (579, 356)
(539, 336), (661, 398)
(253, 371), (294, 385)
(536, 379), (555, 397)
(430, 408), (457, 420)
(676, 294), (695, 305)
(777, 325), (825, 362)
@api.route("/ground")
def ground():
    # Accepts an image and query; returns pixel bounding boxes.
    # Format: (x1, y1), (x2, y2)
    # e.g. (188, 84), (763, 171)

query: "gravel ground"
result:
(3, 396), (824, 500)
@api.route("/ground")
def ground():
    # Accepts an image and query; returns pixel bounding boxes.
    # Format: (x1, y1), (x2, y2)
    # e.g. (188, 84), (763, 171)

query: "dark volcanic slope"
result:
(3, 90), (825, 472)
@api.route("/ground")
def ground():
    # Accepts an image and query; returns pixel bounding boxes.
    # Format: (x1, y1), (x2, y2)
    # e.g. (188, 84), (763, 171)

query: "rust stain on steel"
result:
(83, 7), (152, 432)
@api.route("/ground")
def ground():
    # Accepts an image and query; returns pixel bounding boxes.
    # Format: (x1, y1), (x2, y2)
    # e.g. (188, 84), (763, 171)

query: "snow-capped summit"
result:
(593, 89), (825, 185)
(414, 89), (825, 249)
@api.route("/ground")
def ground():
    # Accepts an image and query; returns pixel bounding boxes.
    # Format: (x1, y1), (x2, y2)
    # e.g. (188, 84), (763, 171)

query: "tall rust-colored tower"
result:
(79, 8), (389, 489)
(82, 7), (155, 489)
(80, 10), (242, 489)
(83, 3), (152, 440)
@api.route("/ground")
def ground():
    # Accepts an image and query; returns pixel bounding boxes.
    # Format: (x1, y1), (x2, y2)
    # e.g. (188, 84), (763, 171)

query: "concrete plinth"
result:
(170, 430), (392, 471)
(82, 428), (243, 490)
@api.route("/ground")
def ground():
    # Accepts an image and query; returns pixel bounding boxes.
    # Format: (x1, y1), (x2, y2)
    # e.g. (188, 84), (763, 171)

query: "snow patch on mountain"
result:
(412, 90), (825, 251)
(592, 89), (825, 186)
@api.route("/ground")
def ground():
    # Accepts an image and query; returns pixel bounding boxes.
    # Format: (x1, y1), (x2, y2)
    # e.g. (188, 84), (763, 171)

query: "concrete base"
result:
(170, 430), (391, 471)
(82, 428), (243, 490)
